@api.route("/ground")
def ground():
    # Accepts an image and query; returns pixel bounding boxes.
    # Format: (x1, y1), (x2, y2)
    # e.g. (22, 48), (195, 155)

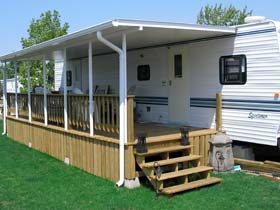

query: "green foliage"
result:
(197, 4), (253, 26)
(1, 62), (19, 95)
(21, 10), (69, 48)
(0, 79), (2, 96)
(19, 10), (69, 93)
(0, 62), (16, 80)
(18, 60), (54, 93)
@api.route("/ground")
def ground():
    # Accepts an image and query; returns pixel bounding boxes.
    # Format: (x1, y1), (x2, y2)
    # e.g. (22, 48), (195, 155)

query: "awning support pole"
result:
(15, 62), (18, 119)
(2, 62), (7, 135)
(122, 34), (127, 144)
(43, 57), (48, 126)
(27, 61), (31, 122)
(63, 48), (68, 130)
(88, 42), (94, 136)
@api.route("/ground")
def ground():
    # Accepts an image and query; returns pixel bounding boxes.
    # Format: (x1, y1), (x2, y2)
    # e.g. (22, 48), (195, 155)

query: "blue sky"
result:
(0, 0), (279, 55)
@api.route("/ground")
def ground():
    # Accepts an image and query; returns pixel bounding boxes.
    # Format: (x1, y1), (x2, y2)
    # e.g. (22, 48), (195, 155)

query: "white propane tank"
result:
(245, 16), (266, 24)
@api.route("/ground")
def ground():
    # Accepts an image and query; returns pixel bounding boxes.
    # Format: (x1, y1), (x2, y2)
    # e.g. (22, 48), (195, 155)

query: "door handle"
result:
(169, 80), (172, 86)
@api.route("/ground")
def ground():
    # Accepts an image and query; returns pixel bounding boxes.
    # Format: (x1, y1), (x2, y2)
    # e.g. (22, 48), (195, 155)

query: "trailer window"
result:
(137, 65), (150, 81)
(174, 54), (182, 78)
(66, 70), (72, 86)
(219, 55), (247, 85)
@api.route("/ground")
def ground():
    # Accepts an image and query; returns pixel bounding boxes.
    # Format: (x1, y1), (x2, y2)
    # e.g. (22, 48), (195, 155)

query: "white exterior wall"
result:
(66, 47), (169, 123)
(54, 60), (64, 91)
(128, 48), (169, 123)
(189, 21), (280, 146)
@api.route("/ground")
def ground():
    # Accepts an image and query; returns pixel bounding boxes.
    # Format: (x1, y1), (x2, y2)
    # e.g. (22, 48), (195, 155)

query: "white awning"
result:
(0, 19), (236, 61)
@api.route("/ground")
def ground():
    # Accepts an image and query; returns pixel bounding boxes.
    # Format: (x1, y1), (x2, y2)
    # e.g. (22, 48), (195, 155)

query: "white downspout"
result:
(97, 31), (126, 187)
(2, 62), (7, 135)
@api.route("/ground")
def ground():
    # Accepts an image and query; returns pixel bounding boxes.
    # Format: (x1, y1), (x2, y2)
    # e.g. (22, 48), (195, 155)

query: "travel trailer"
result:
(54, 16), (280, 148)
(1, 16), (280, 193)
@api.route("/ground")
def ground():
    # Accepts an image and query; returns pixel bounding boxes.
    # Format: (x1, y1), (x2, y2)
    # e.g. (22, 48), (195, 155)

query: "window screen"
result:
(137, 65), (150, 81)
(174, 54), (182, 78)
(219, 55), (247, 85)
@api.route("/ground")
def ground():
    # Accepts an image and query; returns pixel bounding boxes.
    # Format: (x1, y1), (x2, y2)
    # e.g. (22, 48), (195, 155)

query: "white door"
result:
(168, 46), (189, 124)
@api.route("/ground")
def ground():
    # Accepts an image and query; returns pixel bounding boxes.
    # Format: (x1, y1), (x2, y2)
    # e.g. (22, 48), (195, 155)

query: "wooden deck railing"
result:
(94, 95), (119, 133)
(31, 94), (44, 122)
(48, 94), (64, 125)
(94, 95), (134, 140)
(6, 93), (135, 140)
(7, 93), (16, 115)
(68, 94), (89, 130)
(7, 93), (28, 118)
(18, 94), (28, 119)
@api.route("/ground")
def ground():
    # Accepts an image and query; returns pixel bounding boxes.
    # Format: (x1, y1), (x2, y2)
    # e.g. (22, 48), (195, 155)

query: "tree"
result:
(0, 62), (16, 80)
(197, 4), (253, 26)
(19, 10), (69, 93)
(0, 62), (15, 98)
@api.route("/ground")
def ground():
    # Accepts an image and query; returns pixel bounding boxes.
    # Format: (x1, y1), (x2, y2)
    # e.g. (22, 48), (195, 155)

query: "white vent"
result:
(64, 157), (70, 165)
(245, 16), (266, 24)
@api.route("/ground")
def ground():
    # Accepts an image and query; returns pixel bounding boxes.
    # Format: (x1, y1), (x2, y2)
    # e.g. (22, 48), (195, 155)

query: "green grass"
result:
(0, 122), (280, 210)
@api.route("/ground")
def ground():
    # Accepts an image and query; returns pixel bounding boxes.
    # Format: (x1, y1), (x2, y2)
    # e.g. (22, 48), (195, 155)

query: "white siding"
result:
(189, 21), (280, 146)
(54, 60), (64, 91)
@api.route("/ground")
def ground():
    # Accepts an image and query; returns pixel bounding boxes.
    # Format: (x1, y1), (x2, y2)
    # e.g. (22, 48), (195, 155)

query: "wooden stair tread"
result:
(135, 145), (192, 156)
(144, 133), (181, 143)
(141, 155), (201, 168)
(162, 177), (222, 195)
(151, 166), (213, 181)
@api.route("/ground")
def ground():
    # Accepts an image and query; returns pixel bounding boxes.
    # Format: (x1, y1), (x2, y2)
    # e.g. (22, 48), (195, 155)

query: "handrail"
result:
(6, 93), (135, 140)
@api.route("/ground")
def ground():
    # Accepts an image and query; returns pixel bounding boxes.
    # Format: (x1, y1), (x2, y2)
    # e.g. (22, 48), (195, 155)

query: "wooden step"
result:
(151, 166), (213, 181)
(162, 177), (222, 195)
(135, 145), (192, 156)
(141, 155), (201, 168)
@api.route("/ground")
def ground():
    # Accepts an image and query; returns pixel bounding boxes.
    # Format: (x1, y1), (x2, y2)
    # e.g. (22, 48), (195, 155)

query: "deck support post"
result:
(2, 62), (7, 135)
(43, 57), (48, 126)
(14, 61), (18, 119)
(88, 42), (94, 136)
(216, 93), (222, 131)
(27, 61), (32, 122)
(63, 48), (68, 130)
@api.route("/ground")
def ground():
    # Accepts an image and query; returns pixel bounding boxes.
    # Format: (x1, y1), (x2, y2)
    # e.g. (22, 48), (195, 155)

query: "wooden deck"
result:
(94, 122), (203, 141)
(6, 116), (217, 183)
(5, 93), (222, 192)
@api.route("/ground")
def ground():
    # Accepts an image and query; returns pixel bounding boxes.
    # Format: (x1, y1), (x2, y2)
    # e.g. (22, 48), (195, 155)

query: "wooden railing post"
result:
(216, 93), (222, 131)
(127, 96), (135, 142)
